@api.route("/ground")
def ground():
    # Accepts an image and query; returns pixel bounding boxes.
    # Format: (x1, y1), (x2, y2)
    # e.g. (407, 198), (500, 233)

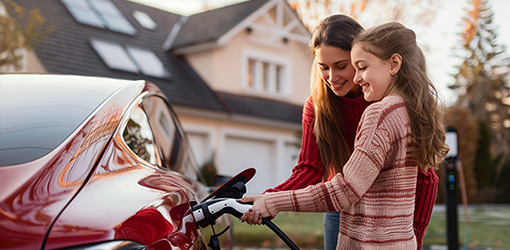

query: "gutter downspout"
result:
(163, 16), (188, 50)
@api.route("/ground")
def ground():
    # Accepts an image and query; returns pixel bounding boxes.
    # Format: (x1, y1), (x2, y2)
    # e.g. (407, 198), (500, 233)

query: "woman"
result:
(263, 15), (439, 249)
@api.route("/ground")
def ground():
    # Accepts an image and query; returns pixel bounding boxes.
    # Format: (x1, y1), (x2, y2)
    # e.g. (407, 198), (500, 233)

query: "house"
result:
(5, 0), (313, 194)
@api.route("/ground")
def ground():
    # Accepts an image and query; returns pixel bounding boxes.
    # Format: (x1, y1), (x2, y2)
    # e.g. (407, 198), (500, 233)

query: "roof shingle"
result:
(171, 0), (268, 48)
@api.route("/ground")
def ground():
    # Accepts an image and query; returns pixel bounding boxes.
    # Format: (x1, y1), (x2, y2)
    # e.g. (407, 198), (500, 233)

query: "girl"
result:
(263, 14), (371, 250)
(241, 22), (449, 249)
(263, 15), (440, 249)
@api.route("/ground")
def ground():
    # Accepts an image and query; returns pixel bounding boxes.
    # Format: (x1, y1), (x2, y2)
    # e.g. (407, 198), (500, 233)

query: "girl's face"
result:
(315, 45), (362, 98)
(351, 44), (394, 102)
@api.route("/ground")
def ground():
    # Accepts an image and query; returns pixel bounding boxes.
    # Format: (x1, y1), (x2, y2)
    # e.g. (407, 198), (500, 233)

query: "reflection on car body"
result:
(0, 74), (218, 249)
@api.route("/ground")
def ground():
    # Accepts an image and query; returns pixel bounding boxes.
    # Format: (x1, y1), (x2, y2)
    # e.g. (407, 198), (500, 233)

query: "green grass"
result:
(229, 206), (510, 249)
(231, 212), (324, 249)
(424, 206), (510, 250)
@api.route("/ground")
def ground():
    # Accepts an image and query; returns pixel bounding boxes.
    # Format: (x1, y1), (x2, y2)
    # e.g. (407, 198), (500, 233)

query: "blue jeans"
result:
(324, 211), (340, 250)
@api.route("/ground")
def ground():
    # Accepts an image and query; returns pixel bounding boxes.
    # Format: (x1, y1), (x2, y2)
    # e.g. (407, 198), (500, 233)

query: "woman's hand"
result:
(239, 195), (271, 225)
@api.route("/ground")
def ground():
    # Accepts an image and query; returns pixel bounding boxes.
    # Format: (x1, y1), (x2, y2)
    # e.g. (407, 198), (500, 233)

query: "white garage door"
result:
(187, 132), (210, 167)
(222, 135), (275, 195)
(282, 141), (300, 182)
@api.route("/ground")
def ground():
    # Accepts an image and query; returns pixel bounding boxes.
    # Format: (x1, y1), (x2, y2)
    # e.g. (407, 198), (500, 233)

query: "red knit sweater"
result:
(265, 95), (437, 249)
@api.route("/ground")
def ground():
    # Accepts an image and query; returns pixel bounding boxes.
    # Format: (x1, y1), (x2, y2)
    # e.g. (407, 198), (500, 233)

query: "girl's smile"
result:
(358, 82), (369, 92)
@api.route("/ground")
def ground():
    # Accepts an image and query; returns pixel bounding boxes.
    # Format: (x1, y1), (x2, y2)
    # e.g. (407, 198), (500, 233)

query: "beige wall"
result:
(183, 31), (313, 106)
(25, 50), (46, 73)
(1, 49), (46, 73)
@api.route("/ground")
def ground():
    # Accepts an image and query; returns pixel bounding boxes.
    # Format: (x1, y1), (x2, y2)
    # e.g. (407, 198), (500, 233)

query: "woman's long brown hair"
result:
(309, 14), (364, 179)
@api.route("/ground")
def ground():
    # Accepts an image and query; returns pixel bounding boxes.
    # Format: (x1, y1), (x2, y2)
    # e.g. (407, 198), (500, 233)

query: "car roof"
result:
(0, 74), (143, 166)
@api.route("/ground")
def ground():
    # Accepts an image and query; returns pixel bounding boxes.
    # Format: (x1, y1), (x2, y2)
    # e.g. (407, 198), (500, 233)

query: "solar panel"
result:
(127, 47), (167, 78)
(90, 39), (139, 73)
(61, 0), (104, 28)
(133, 10), (157, 30)
(62, 0), (136, 35)
(90, 0), (136, 35)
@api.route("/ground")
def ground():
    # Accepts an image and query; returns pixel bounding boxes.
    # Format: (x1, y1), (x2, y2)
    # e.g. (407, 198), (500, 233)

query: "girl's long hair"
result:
(309, 14), (364, 179)
(353, 22), (449, 170)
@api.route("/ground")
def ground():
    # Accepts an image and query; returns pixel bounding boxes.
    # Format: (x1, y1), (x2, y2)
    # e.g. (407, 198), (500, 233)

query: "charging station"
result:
(445, 126), (459, 250)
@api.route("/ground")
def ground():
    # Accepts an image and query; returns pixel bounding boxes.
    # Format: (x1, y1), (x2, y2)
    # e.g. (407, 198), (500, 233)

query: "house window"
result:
(133, 10), (156, 30)
(275, 65), (283, 93)
(62, 0), (136, 35)
(243, 51), (291, 96)
(90, 38), (169, 78)
(247, 59), (256, 89)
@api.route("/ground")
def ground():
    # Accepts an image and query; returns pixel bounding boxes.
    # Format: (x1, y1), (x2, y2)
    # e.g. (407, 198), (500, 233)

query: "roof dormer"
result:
(243, 0), (310, 48)
(169, 0), (310, 55)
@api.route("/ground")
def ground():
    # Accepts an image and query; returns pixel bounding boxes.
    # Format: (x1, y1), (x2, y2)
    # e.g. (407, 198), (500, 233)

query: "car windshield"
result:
(0, 75), (125, 166)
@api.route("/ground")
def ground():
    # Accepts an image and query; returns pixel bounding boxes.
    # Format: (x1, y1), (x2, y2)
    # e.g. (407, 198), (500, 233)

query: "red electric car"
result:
(0, 74), (218, 249)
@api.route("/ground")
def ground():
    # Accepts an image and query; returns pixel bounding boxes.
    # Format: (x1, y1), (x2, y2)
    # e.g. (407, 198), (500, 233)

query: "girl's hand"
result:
(239, 195), (271, 225)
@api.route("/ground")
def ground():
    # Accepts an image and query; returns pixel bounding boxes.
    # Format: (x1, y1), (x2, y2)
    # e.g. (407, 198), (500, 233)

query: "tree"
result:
(439, 106), (480, 203)
(287, 0), (439, 30)
(449, 0), (510, 196)
(0, 0), (47, 71)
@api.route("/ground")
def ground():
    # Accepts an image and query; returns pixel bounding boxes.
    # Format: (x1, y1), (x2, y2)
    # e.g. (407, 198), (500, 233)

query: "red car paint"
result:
(0, 74), (209, 250)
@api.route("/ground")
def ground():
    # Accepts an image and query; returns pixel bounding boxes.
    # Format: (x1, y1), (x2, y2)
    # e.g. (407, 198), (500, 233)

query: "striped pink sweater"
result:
(264, 95), (418, 249)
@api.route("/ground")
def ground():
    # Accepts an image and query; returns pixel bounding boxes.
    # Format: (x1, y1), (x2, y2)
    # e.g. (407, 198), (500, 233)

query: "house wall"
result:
(177, 110), (301, 195)
(26, 50), (46, 73)
(1, 49), (46, 73)
(183, 30), (313, 106)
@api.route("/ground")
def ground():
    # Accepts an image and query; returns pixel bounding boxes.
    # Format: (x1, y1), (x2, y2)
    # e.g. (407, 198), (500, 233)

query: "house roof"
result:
(9, 0), (302, 124)
(217, 92), (303, 123)
(171, 0), (268, 49)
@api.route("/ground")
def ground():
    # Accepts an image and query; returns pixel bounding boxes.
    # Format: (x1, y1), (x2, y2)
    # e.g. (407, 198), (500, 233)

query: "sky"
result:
(130, 0), (510, 105)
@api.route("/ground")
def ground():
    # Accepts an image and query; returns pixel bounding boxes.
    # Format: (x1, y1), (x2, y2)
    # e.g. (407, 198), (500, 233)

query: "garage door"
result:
(187, 132), (210, 167)
(222, 135), (275, 195)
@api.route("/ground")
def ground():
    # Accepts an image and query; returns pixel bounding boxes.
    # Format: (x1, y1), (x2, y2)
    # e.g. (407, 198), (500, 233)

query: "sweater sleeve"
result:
(414, 167), (439, 249)
(264, 96), (324, 193)
(264, 99), (408, 215)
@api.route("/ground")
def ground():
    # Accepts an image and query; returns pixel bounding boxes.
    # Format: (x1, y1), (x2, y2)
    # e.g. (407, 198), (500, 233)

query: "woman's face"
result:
(351, 44), (394, 102)
(315, 45), (361, 98)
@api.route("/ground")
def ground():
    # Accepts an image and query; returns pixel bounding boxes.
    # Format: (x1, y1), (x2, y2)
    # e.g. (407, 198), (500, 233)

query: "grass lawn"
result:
(229, 205), (510, 249)
(424, 205), (510, 250)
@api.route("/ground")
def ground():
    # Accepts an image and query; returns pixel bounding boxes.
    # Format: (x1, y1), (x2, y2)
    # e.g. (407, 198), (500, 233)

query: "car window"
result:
(122, 105), (160, 165)
(142, 96), (199, 180)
